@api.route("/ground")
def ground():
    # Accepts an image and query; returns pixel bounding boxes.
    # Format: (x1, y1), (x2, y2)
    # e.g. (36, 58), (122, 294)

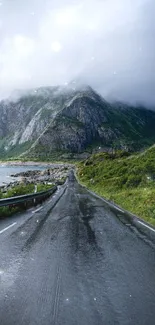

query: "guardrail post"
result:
(34, 184), (37, 205)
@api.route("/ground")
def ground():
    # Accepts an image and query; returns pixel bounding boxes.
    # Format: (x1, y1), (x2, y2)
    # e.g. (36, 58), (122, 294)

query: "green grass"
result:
(77, 146), (155, 226)
(3, 183), (35, 198)
(0, 182), (54, 218)
(0, 141), (33, 160)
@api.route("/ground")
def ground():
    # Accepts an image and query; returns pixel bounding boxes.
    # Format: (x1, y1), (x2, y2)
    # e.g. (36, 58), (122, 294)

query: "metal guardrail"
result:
(0, 186), (57, 208)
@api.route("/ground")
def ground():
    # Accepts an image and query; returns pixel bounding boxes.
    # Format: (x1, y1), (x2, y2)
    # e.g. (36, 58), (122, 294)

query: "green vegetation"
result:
(0, 182), (54, 218)
(56, 115), (84, 128)
(77, 146), (155, 226)
(0, 140), (33, 160)
(3, 183), (35, 198)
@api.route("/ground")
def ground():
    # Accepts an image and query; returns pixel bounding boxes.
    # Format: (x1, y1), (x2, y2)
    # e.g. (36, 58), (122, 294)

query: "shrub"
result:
(125, 175), (142, 188)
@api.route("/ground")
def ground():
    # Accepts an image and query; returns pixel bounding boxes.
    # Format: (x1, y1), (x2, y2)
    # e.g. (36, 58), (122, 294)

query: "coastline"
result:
(0, 161), (74, 188)
(0, 161), (70, 167)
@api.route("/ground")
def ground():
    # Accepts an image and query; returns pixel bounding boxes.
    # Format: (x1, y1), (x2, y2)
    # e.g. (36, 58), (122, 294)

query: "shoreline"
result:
(0, 163), (72, 190)
(0, 161), (73, 167)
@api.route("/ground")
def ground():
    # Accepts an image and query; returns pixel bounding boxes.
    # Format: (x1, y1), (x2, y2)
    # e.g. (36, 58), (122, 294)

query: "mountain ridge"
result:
(0, 85), (155, 160)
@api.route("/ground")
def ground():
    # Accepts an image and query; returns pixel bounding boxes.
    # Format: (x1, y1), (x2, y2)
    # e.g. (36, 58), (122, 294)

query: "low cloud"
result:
(0, 0), (154, 105)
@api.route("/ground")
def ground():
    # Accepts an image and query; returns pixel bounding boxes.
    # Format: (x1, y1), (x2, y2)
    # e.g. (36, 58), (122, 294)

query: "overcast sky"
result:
(0, 0), (154, 105)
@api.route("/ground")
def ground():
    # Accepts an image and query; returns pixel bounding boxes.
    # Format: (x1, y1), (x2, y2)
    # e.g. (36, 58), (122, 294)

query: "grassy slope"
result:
(77, 146), (155, 226)
(0, 183), (53, 217)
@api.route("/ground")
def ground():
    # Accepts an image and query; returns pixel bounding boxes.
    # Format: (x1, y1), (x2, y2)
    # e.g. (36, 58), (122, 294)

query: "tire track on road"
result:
(51, 227), (64, 325)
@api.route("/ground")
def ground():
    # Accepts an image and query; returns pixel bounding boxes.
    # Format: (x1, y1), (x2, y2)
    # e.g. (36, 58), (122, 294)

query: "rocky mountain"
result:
(0, 85), (155, 160)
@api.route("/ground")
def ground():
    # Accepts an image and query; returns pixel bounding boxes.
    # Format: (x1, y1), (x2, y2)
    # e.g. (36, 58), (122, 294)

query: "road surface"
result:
(0, 173), (155, 325)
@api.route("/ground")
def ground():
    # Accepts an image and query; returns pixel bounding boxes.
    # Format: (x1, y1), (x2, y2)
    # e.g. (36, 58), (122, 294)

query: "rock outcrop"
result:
(0, 85), (155, 159)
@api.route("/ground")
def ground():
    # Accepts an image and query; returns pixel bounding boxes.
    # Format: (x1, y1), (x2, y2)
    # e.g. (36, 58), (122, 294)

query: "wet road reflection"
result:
(0, 173), (155, 325)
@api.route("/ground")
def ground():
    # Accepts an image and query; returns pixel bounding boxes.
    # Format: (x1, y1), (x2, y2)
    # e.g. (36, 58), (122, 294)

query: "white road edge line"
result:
(78, 178), (155, 232)
(0, 222), (17, 235)
(115, 207), (124, 213)
(138, 220), (155, 233)
(87, 188), (125, 213)
(32, 207), (43, 214)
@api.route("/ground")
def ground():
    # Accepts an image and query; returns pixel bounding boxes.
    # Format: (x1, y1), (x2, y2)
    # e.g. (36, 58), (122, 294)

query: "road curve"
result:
(0, 173), (155, 325)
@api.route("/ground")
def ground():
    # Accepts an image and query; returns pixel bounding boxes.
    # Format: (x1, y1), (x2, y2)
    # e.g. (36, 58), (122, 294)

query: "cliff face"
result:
(0, 85), (155, 159)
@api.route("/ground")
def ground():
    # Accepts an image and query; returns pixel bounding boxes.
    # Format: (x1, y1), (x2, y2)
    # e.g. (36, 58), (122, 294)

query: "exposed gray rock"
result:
(0, 85), (155, 160)
(11, 165), (72, 183)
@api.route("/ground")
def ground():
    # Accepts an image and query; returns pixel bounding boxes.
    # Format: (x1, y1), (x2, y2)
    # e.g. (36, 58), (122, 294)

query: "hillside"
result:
(0, 85), (155, 160)
(77, 145), (155, 226)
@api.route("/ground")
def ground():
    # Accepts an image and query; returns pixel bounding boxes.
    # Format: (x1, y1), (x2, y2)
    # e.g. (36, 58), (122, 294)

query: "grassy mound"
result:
(77, 146), (155, 226)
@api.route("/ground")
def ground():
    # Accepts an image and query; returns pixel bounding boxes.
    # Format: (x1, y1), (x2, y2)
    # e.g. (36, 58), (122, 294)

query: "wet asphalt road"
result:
(0, 174), (155, 325)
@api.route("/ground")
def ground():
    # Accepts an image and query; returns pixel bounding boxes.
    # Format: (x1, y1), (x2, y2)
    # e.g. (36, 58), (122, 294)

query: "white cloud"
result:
(0, 35), (35, 88)
(0, 0), (154, 105)
(51, 41), (62, 52)
(13, 35), (35, 57)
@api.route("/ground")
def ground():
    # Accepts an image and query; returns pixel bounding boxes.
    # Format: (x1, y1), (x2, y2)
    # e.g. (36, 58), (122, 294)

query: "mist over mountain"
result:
(0, 0), (155, 105)
(0, 85), (155, 160)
